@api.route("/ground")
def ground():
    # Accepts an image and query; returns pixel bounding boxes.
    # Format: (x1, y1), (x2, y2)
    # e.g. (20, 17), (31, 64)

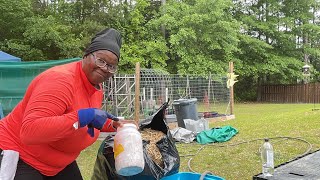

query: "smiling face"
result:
(82, 50), (118, 86)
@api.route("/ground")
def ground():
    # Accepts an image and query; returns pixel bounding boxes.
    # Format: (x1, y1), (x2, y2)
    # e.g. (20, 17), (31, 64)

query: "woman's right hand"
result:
(77, 108), (119, 136)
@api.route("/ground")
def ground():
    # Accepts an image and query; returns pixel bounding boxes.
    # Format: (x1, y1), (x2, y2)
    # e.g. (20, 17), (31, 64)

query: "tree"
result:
(232, 0), (319, 100)
(152, 0), (241, 76)
(119, 0), (168, 73)
(0, 0), (33, 57)
(0, 0), (33, 41)
(2, 15), (82, 61)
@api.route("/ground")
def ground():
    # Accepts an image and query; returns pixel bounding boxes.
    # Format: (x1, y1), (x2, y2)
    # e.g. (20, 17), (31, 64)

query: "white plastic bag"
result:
(183, 118), (209, 133)
(0, 150), (19, 180)
(170, 127), (196, 143)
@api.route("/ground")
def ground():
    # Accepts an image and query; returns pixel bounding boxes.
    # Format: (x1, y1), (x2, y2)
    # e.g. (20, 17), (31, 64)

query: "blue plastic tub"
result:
(161, 172), (225, 180)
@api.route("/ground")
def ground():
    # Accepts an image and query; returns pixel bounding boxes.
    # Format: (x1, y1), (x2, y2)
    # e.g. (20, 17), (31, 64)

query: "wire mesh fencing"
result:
(102, 69), (231, 120)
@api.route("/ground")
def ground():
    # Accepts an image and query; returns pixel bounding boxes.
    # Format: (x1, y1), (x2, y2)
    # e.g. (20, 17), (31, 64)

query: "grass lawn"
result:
(77, 103), (320, 180)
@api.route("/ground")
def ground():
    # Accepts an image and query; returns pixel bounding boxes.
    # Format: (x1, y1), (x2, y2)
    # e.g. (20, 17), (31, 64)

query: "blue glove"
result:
(78, 108), (119, 137)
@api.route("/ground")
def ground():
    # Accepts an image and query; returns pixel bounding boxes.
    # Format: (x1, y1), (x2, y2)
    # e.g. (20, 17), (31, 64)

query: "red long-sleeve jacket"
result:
(0, 61), (114, 176)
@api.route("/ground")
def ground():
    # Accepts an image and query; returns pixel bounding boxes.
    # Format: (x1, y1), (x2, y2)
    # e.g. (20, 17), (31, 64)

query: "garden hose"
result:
(183, 136), (313, 175)
(199, 171), (213, 180)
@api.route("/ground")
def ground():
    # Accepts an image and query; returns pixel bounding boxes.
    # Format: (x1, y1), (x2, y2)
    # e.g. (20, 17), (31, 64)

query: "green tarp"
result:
(0, 58), (81, 116)
(196, 125), (238, 144)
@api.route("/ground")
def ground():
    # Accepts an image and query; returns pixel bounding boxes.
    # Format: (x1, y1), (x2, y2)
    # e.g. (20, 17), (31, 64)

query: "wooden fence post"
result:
(134, 62), (140, 123)
(229, 62), (234, 115)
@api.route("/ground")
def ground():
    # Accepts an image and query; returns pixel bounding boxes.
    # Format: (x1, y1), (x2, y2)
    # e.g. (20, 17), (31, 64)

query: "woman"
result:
(0, 28), (129, 180)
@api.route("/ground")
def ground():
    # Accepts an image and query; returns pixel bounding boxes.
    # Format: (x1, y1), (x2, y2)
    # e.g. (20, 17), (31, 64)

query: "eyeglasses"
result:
(92, 53), (118, 73)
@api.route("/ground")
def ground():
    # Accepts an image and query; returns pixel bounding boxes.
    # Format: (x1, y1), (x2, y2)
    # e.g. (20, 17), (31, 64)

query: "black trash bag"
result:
(91, 102), (180, 180)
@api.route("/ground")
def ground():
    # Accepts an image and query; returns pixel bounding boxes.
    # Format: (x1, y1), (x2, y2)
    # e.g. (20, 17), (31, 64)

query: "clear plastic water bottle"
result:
(261, 138), (274, 177)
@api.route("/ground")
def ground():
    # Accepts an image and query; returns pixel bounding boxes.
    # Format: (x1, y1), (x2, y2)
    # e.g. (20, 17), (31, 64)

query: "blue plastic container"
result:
(161, 172), (225, 180)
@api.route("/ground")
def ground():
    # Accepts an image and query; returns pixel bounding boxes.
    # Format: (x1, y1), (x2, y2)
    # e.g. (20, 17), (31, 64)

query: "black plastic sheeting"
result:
(94, 102), (180, 180)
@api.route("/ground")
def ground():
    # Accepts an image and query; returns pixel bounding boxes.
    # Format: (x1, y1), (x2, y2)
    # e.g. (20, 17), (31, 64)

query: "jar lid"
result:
(118, 123), (137, 130)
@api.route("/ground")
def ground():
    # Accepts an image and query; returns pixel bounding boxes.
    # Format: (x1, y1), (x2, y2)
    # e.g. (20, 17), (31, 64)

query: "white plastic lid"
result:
(117, 116), (125, 120)
(118, 123), (137, 131)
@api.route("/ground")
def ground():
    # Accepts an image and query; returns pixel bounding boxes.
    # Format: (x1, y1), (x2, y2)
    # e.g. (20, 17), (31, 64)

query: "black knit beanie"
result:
(84, 28), (122, 60)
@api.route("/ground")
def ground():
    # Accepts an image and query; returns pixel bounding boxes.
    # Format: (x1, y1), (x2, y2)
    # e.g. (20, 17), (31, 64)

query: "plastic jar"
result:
(114, 123), (145, 176)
